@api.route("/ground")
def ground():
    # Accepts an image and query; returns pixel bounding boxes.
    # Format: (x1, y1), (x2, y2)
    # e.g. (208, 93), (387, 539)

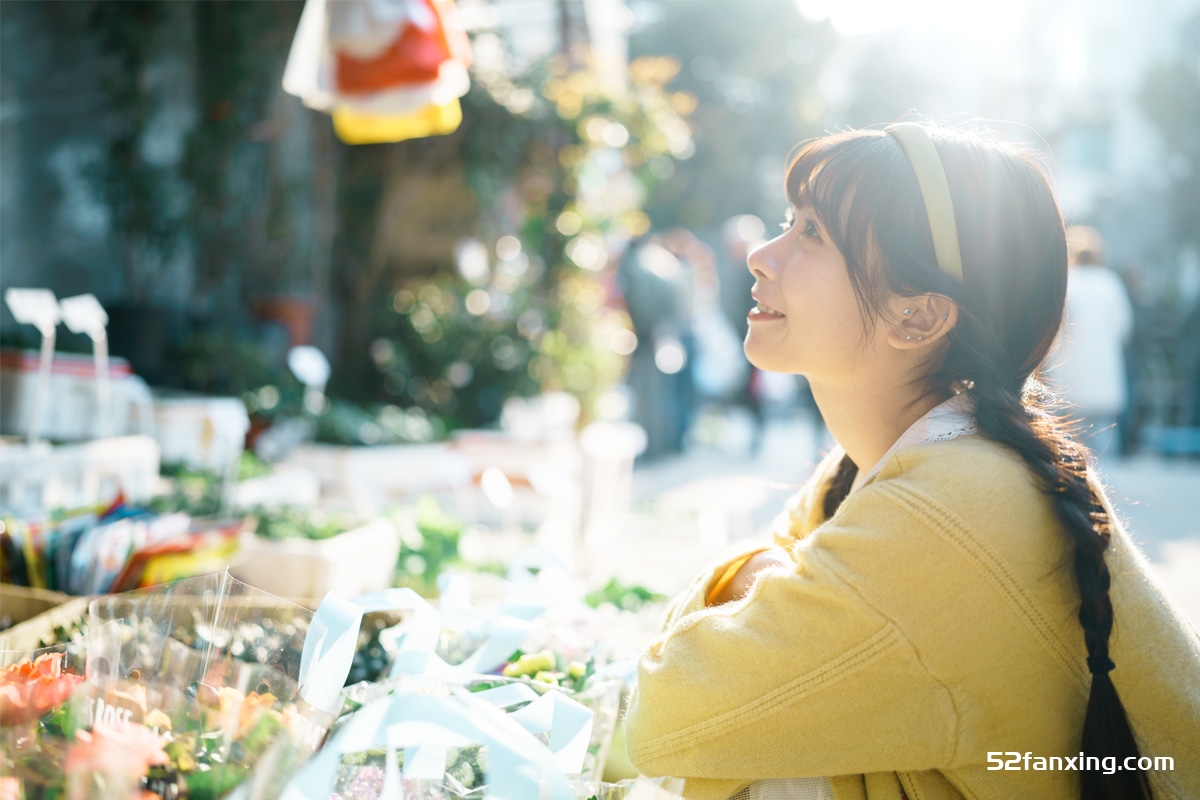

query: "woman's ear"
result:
(886, 294), (958, 349)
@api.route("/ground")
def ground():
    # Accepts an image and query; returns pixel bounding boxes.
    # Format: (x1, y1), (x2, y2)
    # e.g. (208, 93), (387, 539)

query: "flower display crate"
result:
(0, 435), (160, 513)
(229, 517), (400, 599)
(284, 442), (474, 509)
(0, 585), (88, 653)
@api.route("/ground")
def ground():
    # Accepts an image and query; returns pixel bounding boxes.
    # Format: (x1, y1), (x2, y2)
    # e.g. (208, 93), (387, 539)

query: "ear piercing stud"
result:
(903, 309), (911, 315)
(905, 335), (911, 340)
(942, 314), (948, 320)
(917, 336), (923, 340)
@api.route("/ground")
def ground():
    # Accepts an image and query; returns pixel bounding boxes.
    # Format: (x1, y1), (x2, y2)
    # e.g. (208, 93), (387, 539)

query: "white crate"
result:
(0, 349), (154, 441)
(0, 435), (161, 513)
(151, 392), (250, 473)
(284, 442), (473, 510)
(233, 468), (322, 510)
(229, 517), (400, 599)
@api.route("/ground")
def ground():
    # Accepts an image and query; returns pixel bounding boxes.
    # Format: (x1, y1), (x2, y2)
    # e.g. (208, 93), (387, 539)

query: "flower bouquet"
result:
(2, 573), (359, 800)
(57, 637), (326, 800)
(311, 579), (626, 800)
(1, 638), (90, 796)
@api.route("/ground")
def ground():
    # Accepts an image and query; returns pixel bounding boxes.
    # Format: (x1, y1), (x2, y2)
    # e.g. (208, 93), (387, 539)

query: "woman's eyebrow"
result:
(791, 196), (818, 215)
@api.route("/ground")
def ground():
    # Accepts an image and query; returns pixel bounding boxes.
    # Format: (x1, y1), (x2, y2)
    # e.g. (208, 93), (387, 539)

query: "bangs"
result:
(785, 132), (879, 232)
(784, 130), (919, 323)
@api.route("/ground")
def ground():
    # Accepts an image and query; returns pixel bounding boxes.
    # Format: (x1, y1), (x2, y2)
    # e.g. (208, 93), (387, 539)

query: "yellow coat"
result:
(624, 435), (1200, 800)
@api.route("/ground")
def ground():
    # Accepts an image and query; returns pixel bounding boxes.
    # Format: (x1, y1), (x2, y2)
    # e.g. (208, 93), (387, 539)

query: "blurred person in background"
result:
(719, 215), (769, 455)
(624, 123), (1200, 800)
(618, 234), (696, 460)
(1115, 262), (1153, 455)
(1043, 226), (1135, 458)
(663, 228), (750, 414)
(1182, 294), (1200, 439)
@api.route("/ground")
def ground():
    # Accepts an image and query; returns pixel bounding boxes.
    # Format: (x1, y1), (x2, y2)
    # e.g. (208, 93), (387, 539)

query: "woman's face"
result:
(743, 204), (875, 379)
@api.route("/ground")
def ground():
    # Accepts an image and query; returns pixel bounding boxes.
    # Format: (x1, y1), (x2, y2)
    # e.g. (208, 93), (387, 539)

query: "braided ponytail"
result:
(789, 124), (1154, 799)
(971, 371), (1151, 800)
(823, 456), (858, 521)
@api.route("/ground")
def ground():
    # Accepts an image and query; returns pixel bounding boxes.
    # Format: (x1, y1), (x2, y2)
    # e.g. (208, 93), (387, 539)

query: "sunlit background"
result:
(2, 0), (1198, 623)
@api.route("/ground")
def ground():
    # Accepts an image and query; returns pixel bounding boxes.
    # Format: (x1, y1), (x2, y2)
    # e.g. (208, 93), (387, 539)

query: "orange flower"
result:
(0, 653), (85, 726)
(215, 687), (277, 739)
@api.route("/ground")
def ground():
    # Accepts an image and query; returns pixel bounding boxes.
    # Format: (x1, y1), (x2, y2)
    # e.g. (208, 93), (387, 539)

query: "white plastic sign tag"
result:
(4, 288), (60, 335)
(58, 293), (109, 336)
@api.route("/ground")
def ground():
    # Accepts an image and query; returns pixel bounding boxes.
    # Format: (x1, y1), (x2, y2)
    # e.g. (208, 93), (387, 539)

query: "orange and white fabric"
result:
(282, 0), (472, 143)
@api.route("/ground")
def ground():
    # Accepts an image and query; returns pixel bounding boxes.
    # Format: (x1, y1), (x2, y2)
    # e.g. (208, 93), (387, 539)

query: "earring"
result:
(917, 336), (923, 340)
(942, 314), (948, 320)
(903, 309), (911, 315)
(905, 335), (911, 340)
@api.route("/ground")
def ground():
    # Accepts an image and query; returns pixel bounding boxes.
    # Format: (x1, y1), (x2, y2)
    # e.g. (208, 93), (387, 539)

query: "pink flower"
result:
(65, 719), (170, 779)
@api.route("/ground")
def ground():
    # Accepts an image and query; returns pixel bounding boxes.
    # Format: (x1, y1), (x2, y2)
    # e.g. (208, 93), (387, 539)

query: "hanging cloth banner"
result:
(282, 0), (473, 144)
(335, 1), (449, 93)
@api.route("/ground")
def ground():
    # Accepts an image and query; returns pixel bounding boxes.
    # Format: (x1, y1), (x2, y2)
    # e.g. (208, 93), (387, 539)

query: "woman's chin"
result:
(744, 339), (791, 374)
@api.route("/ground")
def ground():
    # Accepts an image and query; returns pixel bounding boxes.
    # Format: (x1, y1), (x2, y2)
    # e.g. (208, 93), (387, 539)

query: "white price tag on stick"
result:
(5, 288), (61, 443)
(5, 288), (61, 335)
(59, 294), (114, 437)
(59, 293), (109, 336)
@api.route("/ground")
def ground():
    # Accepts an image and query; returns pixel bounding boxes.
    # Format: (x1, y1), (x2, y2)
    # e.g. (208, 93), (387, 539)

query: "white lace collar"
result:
(849, 392), (978, 494)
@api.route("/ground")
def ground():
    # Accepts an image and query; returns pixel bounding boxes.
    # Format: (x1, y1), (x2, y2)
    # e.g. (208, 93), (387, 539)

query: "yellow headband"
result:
(885, 123), (964, 282)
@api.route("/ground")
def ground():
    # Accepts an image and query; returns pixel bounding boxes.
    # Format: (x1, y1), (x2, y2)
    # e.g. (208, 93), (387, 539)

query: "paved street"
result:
(613, 410), (1200, 630)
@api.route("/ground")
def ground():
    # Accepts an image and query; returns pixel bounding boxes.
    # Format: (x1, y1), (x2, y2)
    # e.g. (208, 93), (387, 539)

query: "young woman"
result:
(622, 123), (1200, 800)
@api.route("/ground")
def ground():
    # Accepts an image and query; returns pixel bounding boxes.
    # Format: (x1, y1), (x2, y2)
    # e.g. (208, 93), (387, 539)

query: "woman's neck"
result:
(809, 375), (947, 477)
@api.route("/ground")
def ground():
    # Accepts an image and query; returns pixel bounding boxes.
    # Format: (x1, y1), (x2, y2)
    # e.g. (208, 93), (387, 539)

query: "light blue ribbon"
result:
(281, 693), (577, 800)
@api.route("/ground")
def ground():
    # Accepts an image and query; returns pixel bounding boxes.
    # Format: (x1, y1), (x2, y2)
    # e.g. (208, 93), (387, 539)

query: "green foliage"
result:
(82, 2), (702, 434)
(584, 577), (666, 611)
(87, 1), (310, 305)
(629, 0), (833, 231)
(389, 495), (464, 593)
(186, 761), (250, 800)
(175, 329), (301, 400)
(182, 1), (307, 297)
(150, 453), (271, 516)
(249, 507), (361, 542)
(352, 53), (694, 427)
(37, 704), (74, 741)
(314, 399), (446, 446)
(237, 451), (273, 481)
(151, 463), (226, 517)
(87, 2), (186, 299)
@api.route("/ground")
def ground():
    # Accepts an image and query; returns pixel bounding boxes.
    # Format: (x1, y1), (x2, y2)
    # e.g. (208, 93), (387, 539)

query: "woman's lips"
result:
(748, 301), (785, 321)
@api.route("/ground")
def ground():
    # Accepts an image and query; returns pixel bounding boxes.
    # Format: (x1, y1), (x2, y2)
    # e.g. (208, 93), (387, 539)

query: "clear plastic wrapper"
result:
(60, 639), (328, 800)
(287, 684), (584, 800)
(1, 639), (90, 795)
(2, 573), (353, 800)
(325, 668), (619, 800)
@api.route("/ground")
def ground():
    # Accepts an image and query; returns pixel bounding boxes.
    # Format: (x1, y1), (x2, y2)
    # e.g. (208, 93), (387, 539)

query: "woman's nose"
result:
(747, 240), (778, 281)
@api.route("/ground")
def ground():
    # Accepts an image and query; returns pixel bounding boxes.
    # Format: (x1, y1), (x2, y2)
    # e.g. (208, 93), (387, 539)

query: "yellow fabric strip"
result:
(885, 124), (964, 282)
(333, 99), (462, 145)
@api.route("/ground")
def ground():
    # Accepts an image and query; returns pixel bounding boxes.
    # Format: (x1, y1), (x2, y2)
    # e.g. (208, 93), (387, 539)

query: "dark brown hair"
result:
(793, 124), (1150, 800)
